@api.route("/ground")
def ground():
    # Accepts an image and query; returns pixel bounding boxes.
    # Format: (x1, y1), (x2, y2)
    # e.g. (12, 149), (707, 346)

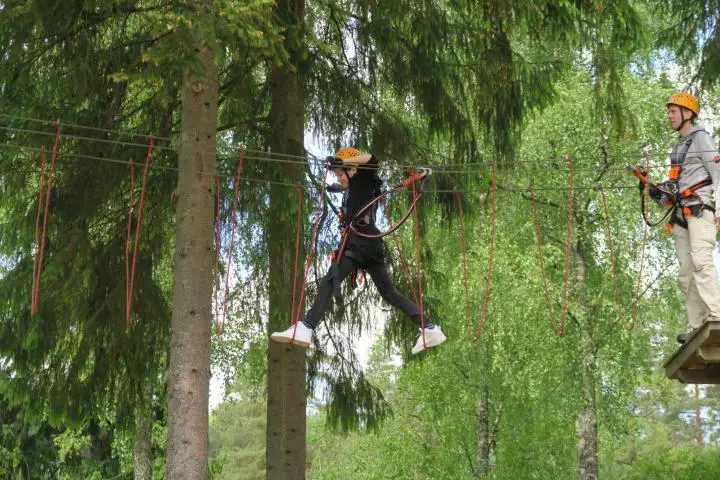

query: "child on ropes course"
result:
(647, 92), (720, 343)
(270, 148), (446, 354)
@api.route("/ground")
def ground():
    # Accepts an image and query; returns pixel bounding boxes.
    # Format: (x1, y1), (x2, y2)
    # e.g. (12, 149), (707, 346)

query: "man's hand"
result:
(716, 217), (720, 232)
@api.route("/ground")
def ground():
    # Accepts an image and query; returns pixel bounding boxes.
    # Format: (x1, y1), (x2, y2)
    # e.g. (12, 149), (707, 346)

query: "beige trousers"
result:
(672, 209), (720, 329)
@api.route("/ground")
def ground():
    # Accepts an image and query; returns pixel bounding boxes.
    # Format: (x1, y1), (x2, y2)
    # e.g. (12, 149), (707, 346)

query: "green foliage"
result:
(208, 379), (266, 480)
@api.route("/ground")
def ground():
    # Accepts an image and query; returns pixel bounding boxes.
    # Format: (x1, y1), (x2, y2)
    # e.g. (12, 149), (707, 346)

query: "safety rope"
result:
(560, 157), (574, 336)
(6, 114), (719, 170)
(291, 169), (330, 341)
(454, 192), (473, 340)
(411, 182), (427, 348)
(217, 151), (244, 335)
(599, 185), (626, 328)
(31, 124), (61, 316)
(349, 170), (428, 239)
(125, 137), (155, 328)
(476, 165), (497, 339)
(529, 189), (559, 334)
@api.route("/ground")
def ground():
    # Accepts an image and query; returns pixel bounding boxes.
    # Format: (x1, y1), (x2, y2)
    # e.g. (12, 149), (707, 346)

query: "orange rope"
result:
(126, 137), (155, 328)
(218, 150), (245, 335)
(291, 169), (330, 340)
(31, 124), (61, 316)
(454, 192), (473, 339)
(31, 148), (47, 316)
(560, 157), (574, 336)
(476, 165), (497, 339)
(530, 189), (559, 334)
(599, 185), (626, 328)
(411, 182), (426, 348)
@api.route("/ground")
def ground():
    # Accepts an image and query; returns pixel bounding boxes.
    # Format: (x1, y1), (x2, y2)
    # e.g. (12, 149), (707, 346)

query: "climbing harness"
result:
(629, 130), (714, 235)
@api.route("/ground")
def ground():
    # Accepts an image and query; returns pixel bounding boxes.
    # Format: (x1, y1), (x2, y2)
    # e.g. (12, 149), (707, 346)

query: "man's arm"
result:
(694, 132), (720, 229)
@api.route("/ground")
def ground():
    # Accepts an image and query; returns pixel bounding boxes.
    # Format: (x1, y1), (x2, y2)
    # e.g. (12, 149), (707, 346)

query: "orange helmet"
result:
(335, 147), (361, 161)
(667, 91), (699, 116)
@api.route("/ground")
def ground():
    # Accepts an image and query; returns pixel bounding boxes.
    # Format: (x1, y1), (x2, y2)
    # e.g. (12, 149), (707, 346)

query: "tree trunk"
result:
(134, 412), (153, 480)
(695, 384), (703, 446)
(265, 1), (307, 479)
(166, 3), (218, 477)
(574, 242), (599, 480)
(473, 385), (490, 477)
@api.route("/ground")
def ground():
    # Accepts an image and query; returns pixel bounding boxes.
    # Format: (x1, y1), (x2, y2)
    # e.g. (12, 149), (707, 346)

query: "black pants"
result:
(302, 255), (429, 329)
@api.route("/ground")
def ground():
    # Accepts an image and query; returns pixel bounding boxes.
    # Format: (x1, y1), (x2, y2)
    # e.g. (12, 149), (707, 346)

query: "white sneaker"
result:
(270, 322), (313, 347)
(411, 325), (447, 355)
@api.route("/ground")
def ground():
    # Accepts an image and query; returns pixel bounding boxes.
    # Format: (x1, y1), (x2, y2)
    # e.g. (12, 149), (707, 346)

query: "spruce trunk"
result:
(265, 1), (307, 478)
(134, 412), (153, 480)
(167, 8), (218, 478)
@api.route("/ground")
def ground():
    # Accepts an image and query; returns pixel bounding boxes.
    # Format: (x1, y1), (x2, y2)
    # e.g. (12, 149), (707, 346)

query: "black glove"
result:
(648, 185), (662, 201)
(638, 170), (647, 192)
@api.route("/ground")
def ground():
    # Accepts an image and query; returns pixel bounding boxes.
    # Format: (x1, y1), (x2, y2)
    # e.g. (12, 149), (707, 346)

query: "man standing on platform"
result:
(651, 92), (720, 343)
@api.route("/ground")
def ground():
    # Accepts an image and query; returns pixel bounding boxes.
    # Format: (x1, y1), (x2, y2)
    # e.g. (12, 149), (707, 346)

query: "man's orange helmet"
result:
(667, 91), (699, 116)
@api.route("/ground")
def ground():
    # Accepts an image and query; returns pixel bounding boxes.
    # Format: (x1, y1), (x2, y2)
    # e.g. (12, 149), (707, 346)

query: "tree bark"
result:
(474, 385), (490, 477)
(574, 242), (599, 480)
(695, 384), (703, 446)
(166, 2), (218, 477)
(265, 1), (307, 479)
(134, 411), (153, 480)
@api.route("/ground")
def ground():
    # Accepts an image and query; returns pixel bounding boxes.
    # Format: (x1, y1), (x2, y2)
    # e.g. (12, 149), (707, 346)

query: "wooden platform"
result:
(664, 321), (720, 384)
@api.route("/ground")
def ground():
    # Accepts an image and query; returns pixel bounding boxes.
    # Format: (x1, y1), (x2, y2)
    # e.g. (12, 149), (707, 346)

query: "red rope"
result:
(530, 189), (559, 334)
(411, 182), (426, 348)
(393, 233), (420, 305)
(454, 192), (473, 340)
(125, 160), (136, 327)
(290, 187), (304, 327)
(218, 150), (245, 335)
(560, 157), (574, 336)
(31, 148), (47, 315)
(599, 185), (626, 327)
(476, 165), (497, 339)
(291, 169), (330, 341)
(31, 124), (61, 316)
(214, 175), (221, 328)
(126, 137), (155, 328)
